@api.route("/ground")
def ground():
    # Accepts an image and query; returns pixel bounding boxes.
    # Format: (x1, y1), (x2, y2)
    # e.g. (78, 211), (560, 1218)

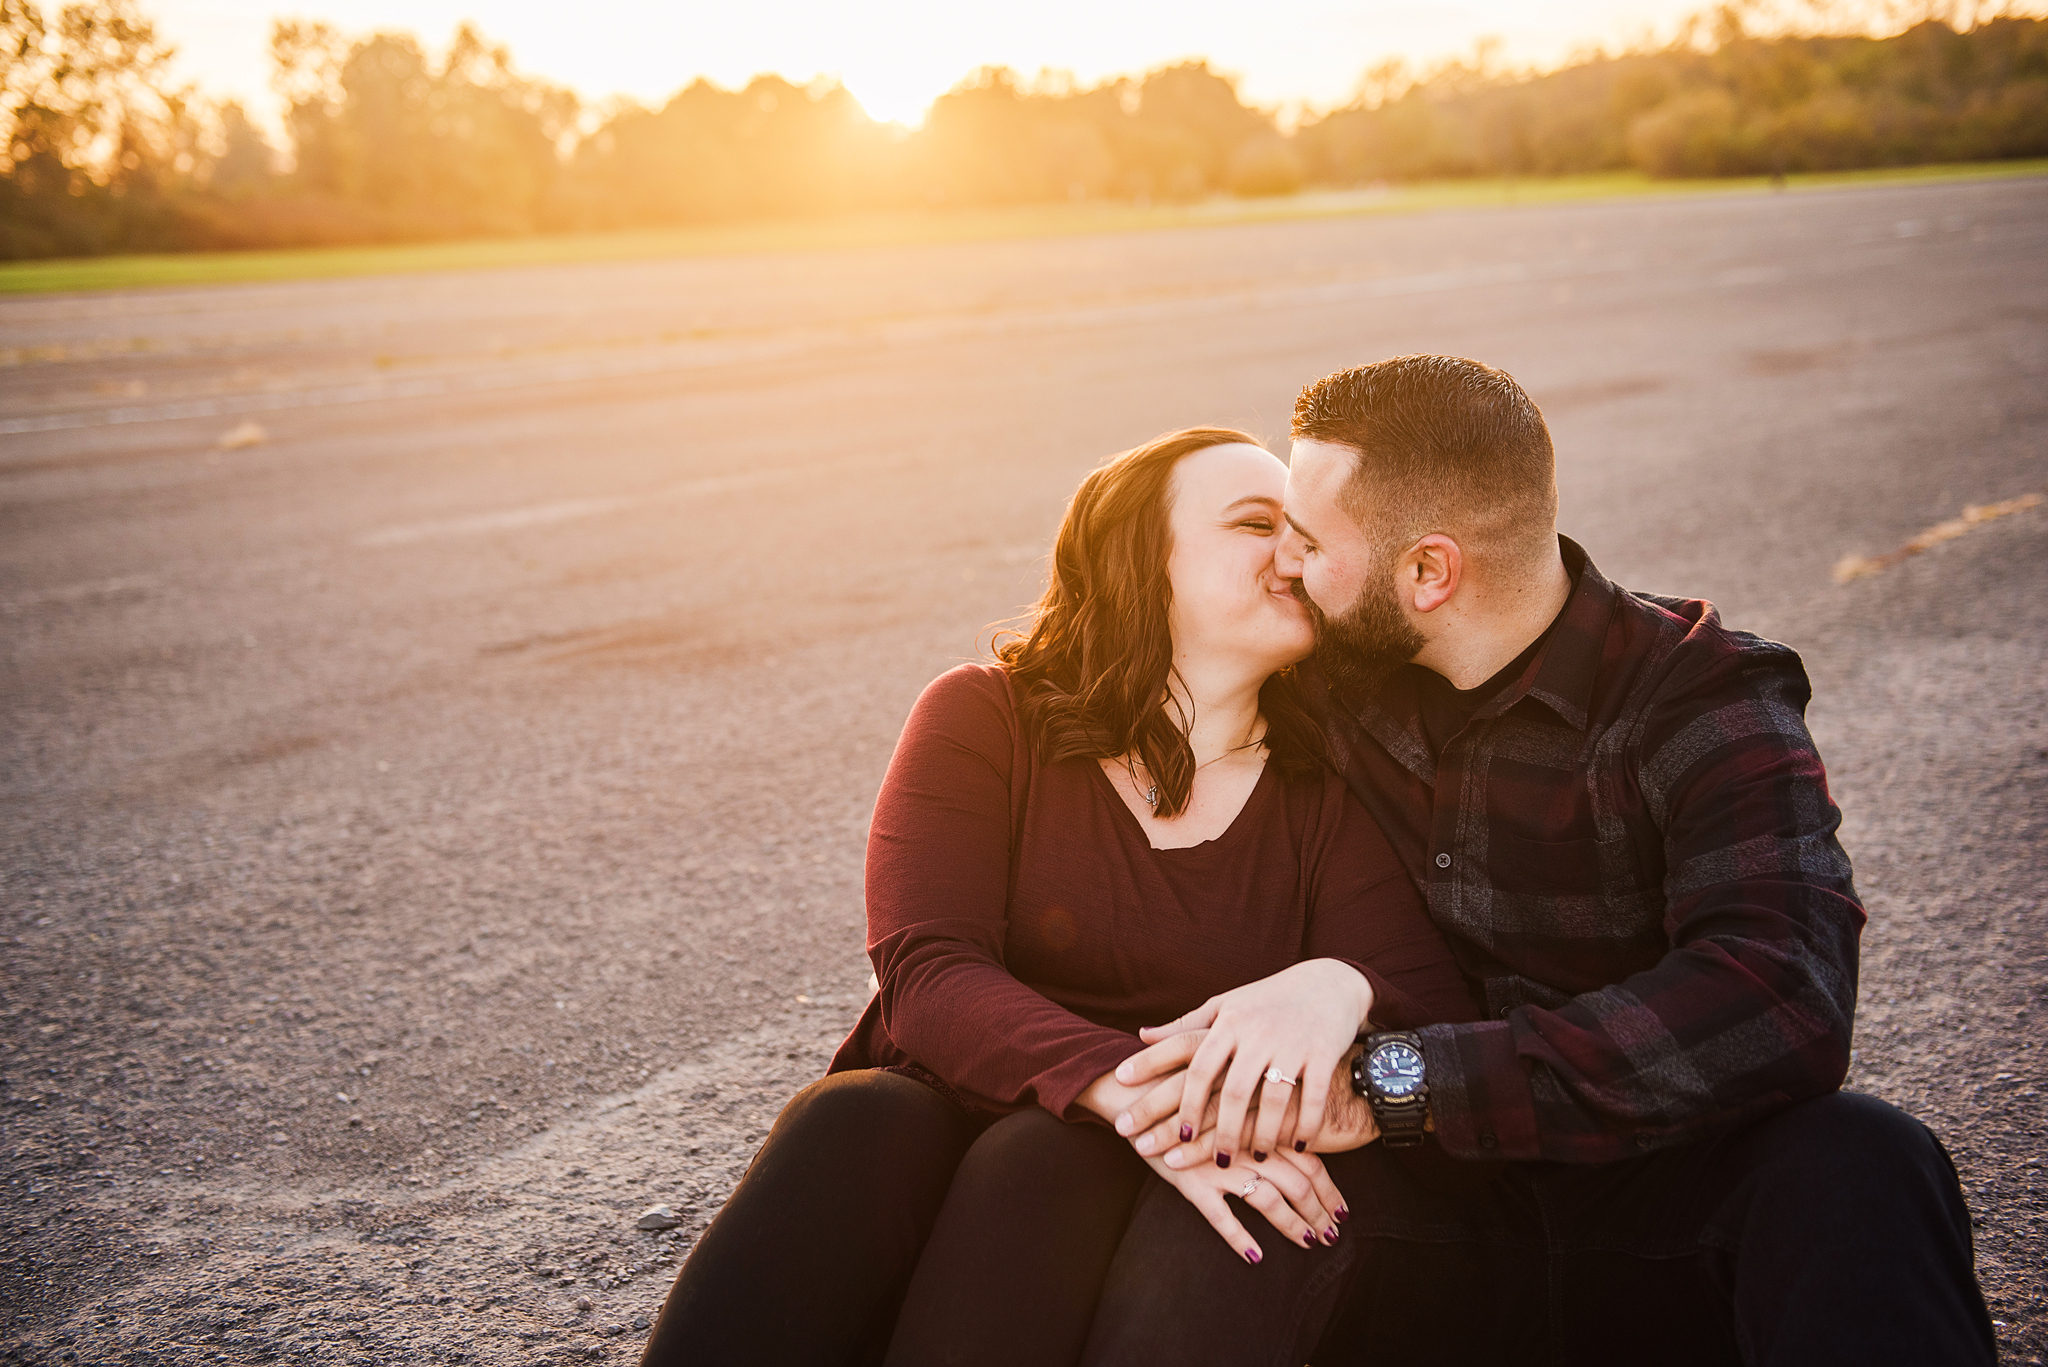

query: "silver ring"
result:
(1262, 1067), (1298, 1087)
(1240, 1174), (1263, 1198)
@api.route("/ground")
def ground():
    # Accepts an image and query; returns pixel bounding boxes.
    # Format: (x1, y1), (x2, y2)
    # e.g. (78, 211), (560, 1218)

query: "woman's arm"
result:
(863, 667), (1142, 1118)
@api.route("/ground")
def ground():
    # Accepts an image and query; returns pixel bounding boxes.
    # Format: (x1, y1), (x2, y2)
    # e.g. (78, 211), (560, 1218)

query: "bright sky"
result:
(158, 0), (1729, 127)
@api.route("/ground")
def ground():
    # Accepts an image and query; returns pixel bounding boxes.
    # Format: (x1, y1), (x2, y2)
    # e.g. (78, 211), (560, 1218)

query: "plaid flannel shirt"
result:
(1311, 538), (1864, 1164)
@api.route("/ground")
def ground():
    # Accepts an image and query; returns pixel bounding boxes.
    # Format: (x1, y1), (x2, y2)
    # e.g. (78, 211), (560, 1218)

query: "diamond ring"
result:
(1263, 1067), (1298, 1087)
(1240, 1174), (1263, 1198)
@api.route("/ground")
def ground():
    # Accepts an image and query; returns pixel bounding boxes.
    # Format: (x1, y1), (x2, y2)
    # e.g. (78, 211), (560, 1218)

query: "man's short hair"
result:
(1292, 355), (1558, 572)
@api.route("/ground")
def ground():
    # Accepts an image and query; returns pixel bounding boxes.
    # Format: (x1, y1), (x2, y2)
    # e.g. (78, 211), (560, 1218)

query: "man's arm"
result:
(1419, 641), (1865, 1163)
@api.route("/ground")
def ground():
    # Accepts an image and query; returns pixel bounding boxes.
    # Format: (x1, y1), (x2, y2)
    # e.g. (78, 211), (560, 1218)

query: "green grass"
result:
(4, 158), (2044, 297)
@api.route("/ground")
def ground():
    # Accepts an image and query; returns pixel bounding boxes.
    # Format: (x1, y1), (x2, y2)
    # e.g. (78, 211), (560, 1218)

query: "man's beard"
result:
(1294, 567), (1426, 703)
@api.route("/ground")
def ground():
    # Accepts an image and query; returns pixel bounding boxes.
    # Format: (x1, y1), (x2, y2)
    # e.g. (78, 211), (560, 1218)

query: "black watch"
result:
(1351, 1031), (1430, 1148)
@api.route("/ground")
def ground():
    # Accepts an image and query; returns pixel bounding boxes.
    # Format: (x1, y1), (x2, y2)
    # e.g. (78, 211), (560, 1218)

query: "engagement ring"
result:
(1263, 1067), (1298, 1087)
(1240, 1175), (1263, 1198)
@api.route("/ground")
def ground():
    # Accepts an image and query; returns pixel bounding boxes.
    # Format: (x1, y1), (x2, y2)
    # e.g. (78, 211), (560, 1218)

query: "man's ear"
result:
(1405, 535), (1462, 614)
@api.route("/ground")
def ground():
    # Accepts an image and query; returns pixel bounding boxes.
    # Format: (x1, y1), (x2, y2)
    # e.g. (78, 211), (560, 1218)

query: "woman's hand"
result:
(1078, 1064), (1171, 1131)
(1144, 1147), (1349, 1265)
(1123, 1048), (1385, 1162)
(1114, 959), (1374, 1166)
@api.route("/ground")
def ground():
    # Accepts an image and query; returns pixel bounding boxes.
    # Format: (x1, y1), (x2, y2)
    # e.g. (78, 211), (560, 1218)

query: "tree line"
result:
(4, 0), (2046, 259)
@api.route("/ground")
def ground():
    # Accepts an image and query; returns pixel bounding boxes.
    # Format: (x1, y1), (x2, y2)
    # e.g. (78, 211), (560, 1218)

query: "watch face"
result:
(1368, 1041), (1426, 1099)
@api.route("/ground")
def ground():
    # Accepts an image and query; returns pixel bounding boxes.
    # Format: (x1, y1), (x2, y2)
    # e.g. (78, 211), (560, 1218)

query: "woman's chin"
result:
(1252, 640), (1316, 679)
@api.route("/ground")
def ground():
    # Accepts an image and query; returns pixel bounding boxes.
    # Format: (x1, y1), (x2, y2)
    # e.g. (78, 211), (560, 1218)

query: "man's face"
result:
(1276, 439), (1426, 698)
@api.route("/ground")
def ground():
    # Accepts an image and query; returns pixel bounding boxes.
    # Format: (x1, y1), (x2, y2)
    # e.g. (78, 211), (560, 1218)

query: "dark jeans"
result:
(1078, 1092), (1996, 1367)
(639, 1069), (1150, 1367)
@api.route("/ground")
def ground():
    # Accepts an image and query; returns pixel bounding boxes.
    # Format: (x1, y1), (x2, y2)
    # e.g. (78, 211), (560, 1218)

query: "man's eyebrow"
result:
(1284, 512), (1319, 543)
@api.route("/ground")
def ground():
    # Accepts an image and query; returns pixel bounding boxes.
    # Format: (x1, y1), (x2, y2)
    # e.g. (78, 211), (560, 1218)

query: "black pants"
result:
(1077, 1092), (1996, 1367)
(639, 1069), (1150, 1367)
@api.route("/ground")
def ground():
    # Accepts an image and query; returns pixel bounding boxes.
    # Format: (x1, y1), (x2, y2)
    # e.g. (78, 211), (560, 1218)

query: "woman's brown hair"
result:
(996, 427), (1322, 817)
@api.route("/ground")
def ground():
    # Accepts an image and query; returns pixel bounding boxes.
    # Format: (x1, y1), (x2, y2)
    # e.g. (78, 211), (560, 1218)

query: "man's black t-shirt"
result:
(1410, 591), (1573, 759)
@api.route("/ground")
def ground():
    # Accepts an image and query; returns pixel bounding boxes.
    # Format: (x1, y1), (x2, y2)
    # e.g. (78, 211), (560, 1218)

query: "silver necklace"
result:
(1124, 730), (1266, 811)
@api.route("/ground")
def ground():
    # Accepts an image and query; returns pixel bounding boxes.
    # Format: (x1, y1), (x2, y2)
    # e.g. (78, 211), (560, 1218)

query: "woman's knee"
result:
(957, 1107), (1139, 1191)
(766, 1071), (974, 1173)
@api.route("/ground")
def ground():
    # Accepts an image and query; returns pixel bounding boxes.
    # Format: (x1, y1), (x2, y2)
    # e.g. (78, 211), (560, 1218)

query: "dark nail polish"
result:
(1304, 1231), (1318, 1247)
(1243, 1248), (1262, 1265)
(1179, 1124), (1193, 1143)
(1323, 1227), (1339, 1244)
(1253, 1150), (1267, 1162)
(1293, 1140), (1307, 1153)
(1216, 1152), (1232, 1169)
(1335, 1206), (1350, 1223)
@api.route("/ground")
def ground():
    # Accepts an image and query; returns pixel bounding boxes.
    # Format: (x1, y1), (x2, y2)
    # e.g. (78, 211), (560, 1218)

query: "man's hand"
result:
(1113, 959), (1374, 1164)
(1308, 1045), (1380, 1151)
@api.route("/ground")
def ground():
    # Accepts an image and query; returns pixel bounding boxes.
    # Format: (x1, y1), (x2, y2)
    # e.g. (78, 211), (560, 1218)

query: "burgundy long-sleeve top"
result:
(829, 664), (1480, 1120)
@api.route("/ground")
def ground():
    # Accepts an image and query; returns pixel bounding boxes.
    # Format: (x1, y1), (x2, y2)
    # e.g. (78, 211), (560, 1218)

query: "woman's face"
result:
(1163, 443), (1314, 680)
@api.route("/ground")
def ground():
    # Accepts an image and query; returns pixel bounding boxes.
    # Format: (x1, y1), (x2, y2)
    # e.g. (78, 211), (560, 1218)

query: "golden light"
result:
(153, 0), (1727, 129)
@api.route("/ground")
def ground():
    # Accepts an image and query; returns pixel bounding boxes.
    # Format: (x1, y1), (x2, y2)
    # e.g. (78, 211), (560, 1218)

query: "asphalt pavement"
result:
(3, 173), (2045, 1364)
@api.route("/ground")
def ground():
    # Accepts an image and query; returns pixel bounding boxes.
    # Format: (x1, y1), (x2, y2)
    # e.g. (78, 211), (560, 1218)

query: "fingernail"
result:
(1114, 1112), (1133, 1135)
(1293, 1140), (1307, 1153)
(1134, 1134), (1155, 1155)
(1216, 1152), (1232, 1169)
(1243, 1248), (1261, 1265)
(1116, 1064), (1133, 1083)
(1303, 1231), (1317, 1247)
(1253, 1150), (1267, 1162)
(1179, 1124), (1193, 1143)
(1335, 1206), (1349, 1223)
(1323, 1227), (1339, 1244)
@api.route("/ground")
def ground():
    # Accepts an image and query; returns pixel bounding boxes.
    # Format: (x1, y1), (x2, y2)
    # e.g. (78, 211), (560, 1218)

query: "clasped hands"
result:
(1081, 958), (1382, 1264)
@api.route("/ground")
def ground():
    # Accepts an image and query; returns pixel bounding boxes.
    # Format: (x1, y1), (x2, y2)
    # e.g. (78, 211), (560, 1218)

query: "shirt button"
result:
(1435, 852), (1452, 869)
(1633, 1133), (1653, 1150)
(1478, 1133), (1498, 1150)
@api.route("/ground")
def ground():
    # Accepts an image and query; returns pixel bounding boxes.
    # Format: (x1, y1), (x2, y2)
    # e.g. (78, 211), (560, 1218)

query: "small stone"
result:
(630, 1315), (650, 1332)
(635, 1205), (681, 1231)
(575, 1296), (592, 1313)
(218, 421), (267, 450)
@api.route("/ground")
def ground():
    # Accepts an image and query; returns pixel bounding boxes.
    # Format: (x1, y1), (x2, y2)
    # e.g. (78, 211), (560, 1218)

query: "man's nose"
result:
(1273, 525), (1306, 581)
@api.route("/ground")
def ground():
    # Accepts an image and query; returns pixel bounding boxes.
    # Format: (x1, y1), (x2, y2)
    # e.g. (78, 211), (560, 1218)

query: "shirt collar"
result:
(1473, 535), (1612, 734)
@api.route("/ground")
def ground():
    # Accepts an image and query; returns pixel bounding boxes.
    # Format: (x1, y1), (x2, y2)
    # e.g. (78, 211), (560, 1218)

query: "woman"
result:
(640, 429), (1477, 1366)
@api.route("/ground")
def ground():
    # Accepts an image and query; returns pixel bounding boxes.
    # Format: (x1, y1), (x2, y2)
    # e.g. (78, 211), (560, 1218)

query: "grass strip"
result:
(3, 159), (2043, 298)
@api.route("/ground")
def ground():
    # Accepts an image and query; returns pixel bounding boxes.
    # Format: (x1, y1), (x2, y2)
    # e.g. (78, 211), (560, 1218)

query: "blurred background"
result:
(2, 1), (2045, 1364)
(3, 0), (2048, 257)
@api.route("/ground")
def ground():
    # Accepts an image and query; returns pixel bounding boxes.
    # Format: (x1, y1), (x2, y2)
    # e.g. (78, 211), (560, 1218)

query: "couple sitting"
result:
(640, 355), (1994, 1365)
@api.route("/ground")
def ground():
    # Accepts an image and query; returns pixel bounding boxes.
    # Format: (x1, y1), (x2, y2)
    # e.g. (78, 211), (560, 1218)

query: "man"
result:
(1085, 356), (1993, 1365)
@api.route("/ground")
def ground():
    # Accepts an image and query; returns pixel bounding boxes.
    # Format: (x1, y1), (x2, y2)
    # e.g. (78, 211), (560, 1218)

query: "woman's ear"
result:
(1405, 535), (1462, 614)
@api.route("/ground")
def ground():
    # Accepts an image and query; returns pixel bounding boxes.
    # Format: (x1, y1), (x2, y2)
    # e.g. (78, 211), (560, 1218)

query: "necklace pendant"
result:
(1144, 785), (1158, 809)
